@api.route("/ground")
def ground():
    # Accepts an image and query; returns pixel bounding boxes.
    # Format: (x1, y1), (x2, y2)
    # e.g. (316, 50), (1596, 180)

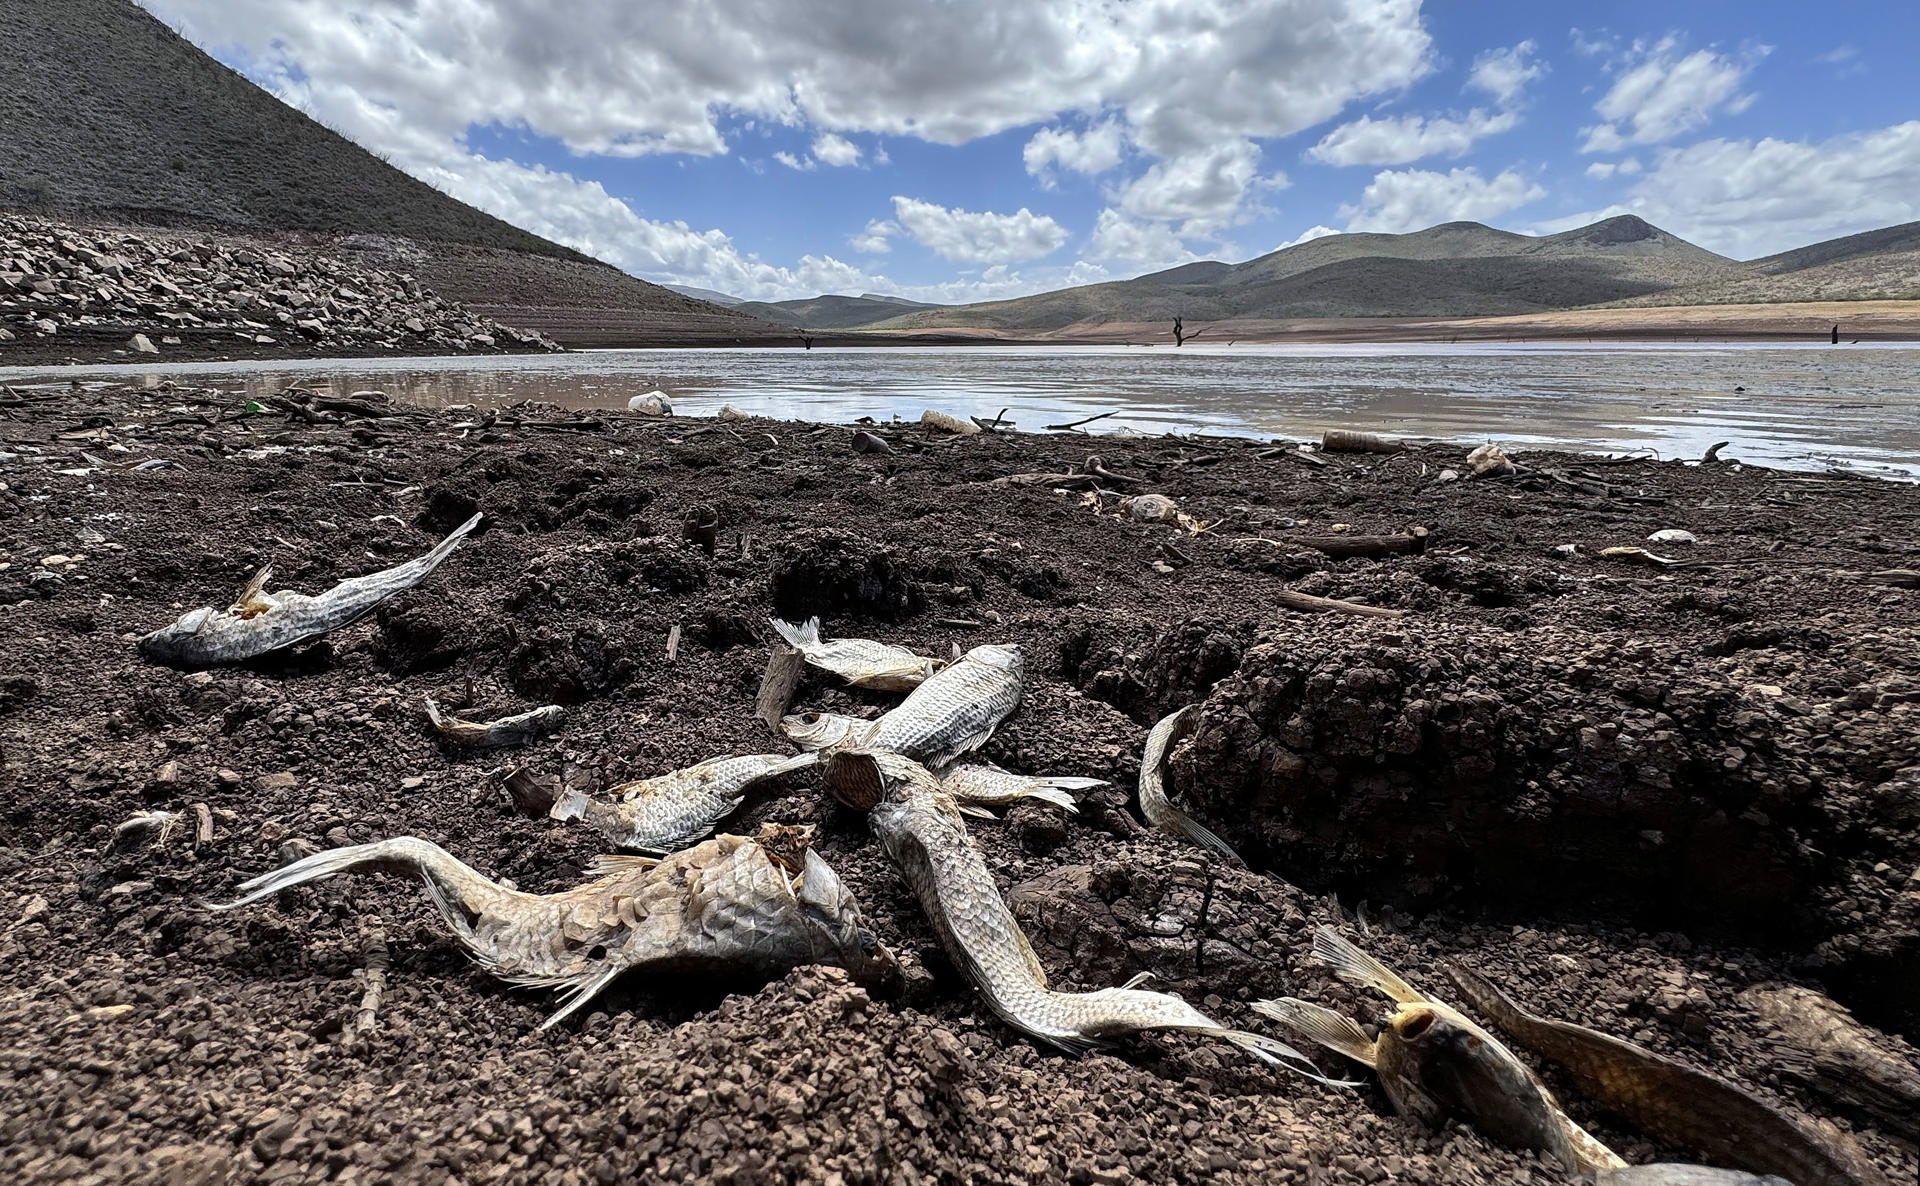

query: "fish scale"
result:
(554, 753), (817, 852)
(863, 643), (1024, 767)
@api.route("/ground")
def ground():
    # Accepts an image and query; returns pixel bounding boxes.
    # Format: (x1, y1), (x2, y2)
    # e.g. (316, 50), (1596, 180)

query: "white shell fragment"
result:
(1648, 529), (1699, 544)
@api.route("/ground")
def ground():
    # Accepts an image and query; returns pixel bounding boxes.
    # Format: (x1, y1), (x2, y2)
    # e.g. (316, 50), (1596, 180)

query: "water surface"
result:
(5, 342), (1917, 477)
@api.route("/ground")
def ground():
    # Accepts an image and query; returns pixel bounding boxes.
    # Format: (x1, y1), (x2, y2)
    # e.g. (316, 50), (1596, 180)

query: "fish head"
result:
(780, 711), (858, 751)
(793, 848), (900, 992)
(1375, 1003), (1573, 1164)
(965, 643), (1025, 676)
(137, 607), (220, 666)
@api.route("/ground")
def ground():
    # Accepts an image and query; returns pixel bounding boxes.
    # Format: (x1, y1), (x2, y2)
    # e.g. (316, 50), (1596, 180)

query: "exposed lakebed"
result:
(5, 340), (1919, 478)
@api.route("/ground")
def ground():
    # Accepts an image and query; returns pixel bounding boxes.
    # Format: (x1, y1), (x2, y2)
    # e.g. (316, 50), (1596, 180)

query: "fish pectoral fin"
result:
(1312, 925), (1426, 1005)
(956, 802), (997, 820)
(230, 565), (276, 617)
(1251, 997), (1380, 1069)
(537, 962), (630, 1032)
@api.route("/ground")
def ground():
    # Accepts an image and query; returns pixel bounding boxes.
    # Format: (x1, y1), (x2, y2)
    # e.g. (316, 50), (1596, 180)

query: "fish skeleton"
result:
(139, 513), (483, 667)
(769, 617), (944, 691)
(1444, 964), (1893, 1186)
(1138, 706), (1244, 866)
(858, 643), (1024, 768)
(424, 696), (565, 747)
(550, 753), (818, 852)
(935, 763), (1100, 814)
(855, 749), (1319, 1073)
(210, 823), (896, 1030)
(780, 711), (880, 752)
(1254, 927), (1619, 1174)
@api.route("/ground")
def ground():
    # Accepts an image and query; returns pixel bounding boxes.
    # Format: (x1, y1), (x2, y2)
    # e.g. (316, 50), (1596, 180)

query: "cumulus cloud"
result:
(1023, 120), (1127, 185)
(1308, 110), (1517, 166)
(1118, 139), (1276, 236)
(1340, 166), (1545, 233)
(1468, 40), (1545, 106)
(773, 151), (812, 170)
(1278, 225), (1344, 249)
(1584, 158), (1642, 179)
(889, 196), (1069, 264)
(1083, 210), (1211, 272)
(1581, 36), (1766, 152)
(811, 132), (862, 167)
(850, 219), (898, 253)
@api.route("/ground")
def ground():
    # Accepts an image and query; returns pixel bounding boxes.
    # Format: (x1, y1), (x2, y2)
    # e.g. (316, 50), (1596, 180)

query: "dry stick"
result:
(1290, 528), (1430, 559)
(192, 802), (214, 848)
(1044, 410), (1119, 431)
(1702, 441), (1731, 463)
(665, 624), (682, 662)
(1275, 589), (1409, 619)
(347, 928), (389, 1043)
(755, 644), (807, 736)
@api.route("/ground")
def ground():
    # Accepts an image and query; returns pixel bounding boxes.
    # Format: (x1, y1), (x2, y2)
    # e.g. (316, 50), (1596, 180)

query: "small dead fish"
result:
(921, 409), (980, 435)
(1648, 529), (1699, 545)
(937, 763), (1099, 814)
(110, 810), (182, 853)
(551, 753), (817, 852)
(1138, 706), (1244, 865)
(210, 823), (895, 1030)
(1255, 928), (1617, 1174)
(857, 750), (1321, 1073)
(424, 696), (564, 748)
(1445, 964), (1893, 1186)
(1125, 493), (1179, 523)
(769, 617), (943, 691)
(139, 513), (482, 667)
(1600, 546), (1683, 567)
(859, 642), (1023, 769)
(780, 710), (879, 751)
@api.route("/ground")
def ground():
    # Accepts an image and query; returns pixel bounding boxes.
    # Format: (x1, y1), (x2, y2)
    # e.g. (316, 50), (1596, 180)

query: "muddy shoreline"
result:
(2, 384), (1916, 1185)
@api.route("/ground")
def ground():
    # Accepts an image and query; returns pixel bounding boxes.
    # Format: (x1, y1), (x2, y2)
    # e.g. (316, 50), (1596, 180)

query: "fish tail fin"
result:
(1020, 785), (1081, 813)
(584, 853), (662, 878)
(1165, 808), (1245, 867)
(422, 695), (451, 732)
(549, 786), (592, 823)
(231, 564), (275, 614)
(1312, 925), (1424, 1004)
(768, 616), (820, 650)
(538, 961), (629, 1032)
(1214, 1026), (1366, 1086)
(1251, 997), (1379, 1068)
(207, 836), (462, 911)
(427, 512), (485, 561)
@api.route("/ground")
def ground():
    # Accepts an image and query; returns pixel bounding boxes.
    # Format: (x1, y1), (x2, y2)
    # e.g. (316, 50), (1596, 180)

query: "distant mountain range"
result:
(731, 292), (941, 330)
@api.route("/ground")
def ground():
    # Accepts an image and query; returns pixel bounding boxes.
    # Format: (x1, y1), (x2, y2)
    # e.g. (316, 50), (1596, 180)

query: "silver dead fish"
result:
(550, 752), (817, 851)
(769, 617), (944, 691)
(861, 643), (1024, 767)
(1138, 706), (1244, 866)
(936, 763), (1100, 814)
(210, 823), (895, 1030)
(139, 513), (483, 667)
(854, 750), (1320, 1072)
(780, 710), (879, 752)
(424, 696), (565, 748)
(1254, 927), (1620, 1175)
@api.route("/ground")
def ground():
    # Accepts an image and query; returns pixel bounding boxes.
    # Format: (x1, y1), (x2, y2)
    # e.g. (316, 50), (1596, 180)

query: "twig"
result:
(665, 624), (682, 662)
(346, 928), (389, 1043)
(755, 644), (807, 736)
(192, 802), (214, 848)
(1276, 589), (1409, 618)
(1044, 410), (1119, 431)
(1702, 441), (1731, 464)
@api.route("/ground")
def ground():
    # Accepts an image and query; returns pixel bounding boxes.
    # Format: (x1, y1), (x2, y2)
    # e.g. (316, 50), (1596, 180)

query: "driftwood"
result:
(1045, 410), (1118, 431)
(1290, 528), (1429, 559)
(1082, 455), (1146, 486)
(755, 643), (807, 735)
(1860, 569), (1920, 588)
(1275, 589), (1408, 618)
(1702, 441), (1731, 464)
(1321, 429), (1402, 454)
(665, 625), (682, 662)
(1254, 446), (1329, 468)
(994, 471), (1098, 490)
(346, 928), (389, 1043)
(1739, 983), (1920, 1143)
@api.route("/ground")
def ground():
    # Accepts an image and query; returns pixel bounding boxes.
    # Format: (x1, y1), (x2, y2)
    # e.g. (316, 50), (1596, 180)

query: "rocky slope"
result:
(0, 213), (559, 364)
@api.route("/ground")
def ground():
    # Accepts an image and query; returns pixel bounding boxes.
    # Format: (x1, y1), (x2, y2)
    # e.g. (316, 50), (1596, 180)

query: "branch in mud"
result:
(756, 643), (807, 737)
(1274, 588), (1409, 618)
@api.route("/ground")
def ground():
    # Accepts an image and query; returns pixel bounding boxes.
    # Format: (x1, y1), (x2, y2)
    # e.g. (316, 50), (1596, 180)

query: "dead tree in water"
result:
(797, 332), (815, 350)
(1172, 316), (1206, 347)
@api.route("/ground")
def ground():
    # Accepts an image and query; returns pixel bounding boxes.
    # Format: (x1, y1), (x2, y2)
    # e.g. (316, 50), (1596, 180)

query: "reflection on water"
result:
(5, 342), (1918, 478)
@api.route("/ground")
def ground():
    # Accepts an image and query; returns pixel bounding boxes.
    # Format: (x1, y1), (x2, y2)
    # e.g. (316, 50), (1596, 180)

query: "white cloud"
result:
(1278, 225), (1343, 249)
(850, 218), (898, 253)
(1581, 36), (1766, 152)
(1468, 40), (1545, 106)
(1083, 209), (1210, 272)
(1118, 138), (1275, 235)
(811, 132), (862, 167)
(1340, 166), (1545, 233)
(1584, 157), (1642, 179)
(1586, 121), (1920, 258)
(1308, 110), (1517, 166)
(773, 151), (811, 170)
(1023, 120), (1127, 185)
(889, 196), (1069, 264)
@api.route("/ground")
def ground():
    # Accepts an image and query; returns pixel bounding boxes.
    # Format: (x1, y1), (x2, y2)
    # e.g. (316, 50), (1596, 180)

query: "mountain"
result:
(733, 293), (947, 330)
(1607, 220), (1920, 307)
(663, 284), (746, 305)
(874, 216), (1745, 333)
(0, 0), (779, 346)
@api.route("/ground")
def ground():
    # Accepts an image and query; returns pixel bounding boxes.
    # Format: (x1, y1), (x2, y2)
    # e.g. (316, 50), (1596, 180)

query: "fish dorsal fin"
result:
(1312, 926), (1425, 1004)
(1251, 997), (1380, 1068)
(231, 565), (275, 617)
(585, 853), (661, 878)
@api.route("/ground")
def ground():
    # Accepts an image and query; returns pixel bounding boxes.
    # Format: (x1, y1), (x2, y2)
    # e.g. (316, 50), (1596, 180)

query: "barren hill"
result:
(733, 293), (944, 330)
(1608, 221), (1920, 308)
(0, 0), (778, 346)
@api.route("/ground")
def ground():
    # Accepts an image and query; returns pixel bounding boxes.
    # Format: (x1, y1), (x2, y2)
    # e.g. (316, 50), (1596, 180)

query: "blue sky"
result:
(144, 1), (1920, 303)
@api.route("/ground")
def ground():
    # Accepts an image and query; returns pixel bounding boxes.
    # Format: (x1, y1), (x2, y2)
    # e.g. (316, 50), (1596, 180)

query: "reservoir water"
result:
(4, 341), (1917, 478)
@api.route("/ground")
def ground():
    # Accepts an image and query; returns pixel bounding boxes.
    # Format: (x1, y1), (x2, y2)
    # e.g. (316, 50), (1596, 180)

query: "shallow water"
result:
(6, 341), (1919, 477)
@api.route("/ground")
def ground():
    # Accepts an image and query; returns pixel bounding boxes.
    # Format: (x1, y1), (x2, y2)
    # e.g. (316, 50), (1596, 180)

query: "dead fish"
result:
(1648, 529), (1699, 545)
(768, 617), (943, 691)
(780, 710), (880, 752)
(1600, 1168), (1793, 1186)
(210, 823), (895, 1031)
(937, 763), (1099, 814)
(139, 513), (483, 667)
(1138, 706), (1244, 866)
(550, 752), (818, 852)
(110, 810), (182, 854)
(1254, 928), (1618, 1174)
(1444, 964), (1893, 1186)
(859, 642), (1024, 768)
(921, 409), (980, 435)
(424, 696), (564, 748)
(1467, 442), (1517, 477)
(1600, 546), (1683, 567)
(857, 750), (1322, 1073)
(1125, 493), (1179, 523)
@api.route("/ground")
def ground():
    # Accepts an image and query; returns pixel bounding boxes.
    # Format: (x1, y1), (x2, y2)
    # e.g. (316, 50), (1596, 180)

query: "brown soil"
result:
(2, 386), (1916, 1185)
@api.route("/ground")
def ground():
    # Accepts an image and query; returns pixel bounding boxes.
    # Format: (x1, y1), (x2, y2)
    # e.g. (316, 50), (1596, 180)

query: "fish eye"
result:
(802, 713), (821, 724)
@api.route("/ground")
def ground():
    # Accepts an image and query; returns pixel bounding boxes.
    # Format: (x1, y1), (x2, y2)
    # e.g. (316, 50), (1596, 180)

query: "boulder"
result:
(129, 333), (159, 354)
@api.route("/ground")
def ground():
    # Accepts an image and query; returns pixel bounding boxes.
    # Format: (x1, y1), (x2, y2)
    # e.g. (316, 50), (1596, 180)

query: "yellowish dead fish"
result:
(1253, 927), (1621, 1175)
(424, 696), (565, 748)
(551, 753), (817, 852)
(140, 513), (483, 667)
(769, 617), (943, 691)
